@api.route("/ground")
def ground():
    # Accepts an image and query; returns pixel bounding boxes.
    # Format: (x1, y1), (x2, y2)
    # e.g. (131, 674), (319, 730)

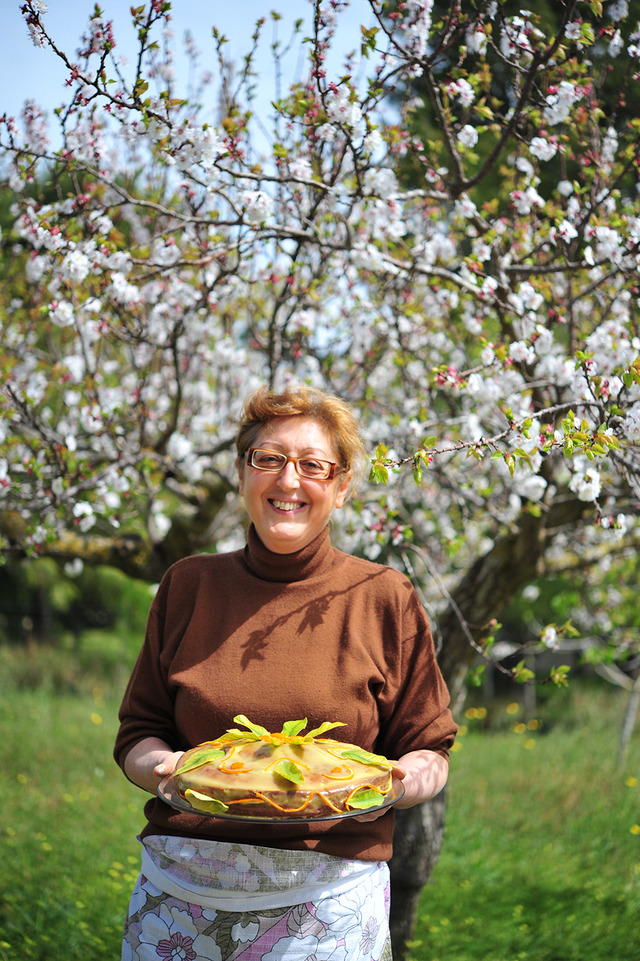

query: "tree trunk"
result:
(618, 672), (640, 769)
(389, 794), (447, 960)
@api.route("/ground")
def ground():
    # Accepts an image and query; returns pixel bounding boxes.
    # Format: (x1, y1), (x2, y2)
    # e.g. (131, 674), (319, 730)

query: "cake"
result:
(172, 715), (395, 819)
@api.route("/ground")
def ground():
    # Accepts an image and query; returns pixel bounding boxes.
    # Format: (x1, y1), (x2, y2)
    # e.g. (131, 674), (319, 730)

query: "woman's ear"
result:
(333, 469), (353, 509)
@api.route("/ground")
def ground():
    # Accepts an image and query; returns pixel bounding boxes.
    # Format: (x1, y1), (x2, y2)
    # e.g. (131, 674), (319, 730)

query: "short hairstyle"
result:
(235, 384), (368, 490)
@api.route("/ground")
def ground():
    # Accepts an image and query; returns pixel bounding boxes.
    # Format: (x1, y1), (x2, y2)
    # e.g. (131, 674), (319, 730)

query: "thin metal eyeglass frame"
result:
(246, 448), (344, 480)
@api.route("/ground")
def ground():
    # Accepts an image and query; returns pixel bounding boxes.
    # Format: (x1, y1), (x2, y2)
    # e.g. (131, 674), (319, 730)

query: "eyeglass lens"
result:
(250, 449), (334, 478)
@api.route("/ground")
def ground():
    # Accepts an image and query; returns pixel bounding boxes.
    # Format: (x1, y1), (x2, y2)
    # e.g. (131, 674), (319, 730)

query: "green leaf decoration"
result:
(270, 759), (306, 784)
(177, 747), (227, 775)
(337, 748), (392, 769)
(281, 719), (308, 737)
(233, 714), (270, 737)
(345, 786), (385, 810)
(184, 789), (229, 814)
(219, 729), (261, 742)
(304, 721), (346, 740)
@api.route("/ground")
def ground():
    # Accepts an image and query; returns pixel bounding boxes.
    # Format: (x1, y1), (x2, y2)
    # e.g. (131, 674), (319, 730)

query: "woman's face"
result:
(238, 416), (352, 554)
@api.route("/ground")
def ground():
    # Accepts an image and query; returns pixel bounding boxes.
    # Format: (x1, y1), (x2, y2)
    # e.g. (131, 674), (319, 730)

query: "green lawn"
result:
(412, 687), (640, 961)
(1, 648), (639, 961)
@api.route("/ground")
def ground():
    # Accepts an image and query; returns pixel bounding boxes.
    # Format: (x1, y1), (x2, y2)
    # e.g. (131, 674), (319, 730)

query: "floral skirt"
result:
(121, 835), (392, 961)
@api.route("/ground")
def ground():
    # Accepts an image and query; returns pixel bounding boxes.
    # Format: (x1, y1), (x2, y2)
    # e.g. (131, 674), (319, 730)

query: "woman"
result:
(114, 384), (457, 961)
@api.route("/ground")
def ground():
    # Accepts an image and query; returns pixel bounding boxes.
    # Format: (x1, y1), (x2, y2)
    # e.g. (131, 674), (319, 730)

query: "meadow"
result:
(1, 636), (639, 961)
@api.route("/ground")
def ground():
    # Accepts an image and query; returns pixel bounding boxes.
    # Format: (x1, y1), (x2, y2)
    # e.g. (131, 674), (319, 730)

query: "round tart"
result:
(173, 716), (395, 819)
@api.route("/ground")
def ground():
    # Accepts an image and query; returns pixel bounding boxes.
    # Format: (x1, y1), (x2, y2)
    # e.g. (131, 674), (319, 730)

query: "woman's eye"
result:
(300, 459), (324, 473)
(256, 453), (283, 467)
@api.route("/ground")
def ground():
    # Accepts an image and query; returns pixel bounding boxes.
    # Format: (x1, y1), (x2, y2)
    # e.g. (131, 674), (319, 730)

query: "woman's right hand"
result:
(123, 737), (185, 795)
(154, 751), (186, 779)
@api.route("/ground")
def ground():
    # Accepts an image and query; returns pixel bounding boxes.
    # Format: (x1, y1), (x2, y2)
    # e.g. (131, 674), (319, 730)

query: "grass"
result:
(1, 641), (639, 961)
(411, 686), (640, 961)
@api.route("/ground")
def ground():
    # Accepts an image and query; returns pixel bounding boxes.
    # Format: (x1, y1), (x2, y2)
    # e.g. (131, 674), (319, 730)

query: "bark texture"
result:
(389, 795), (447, 959)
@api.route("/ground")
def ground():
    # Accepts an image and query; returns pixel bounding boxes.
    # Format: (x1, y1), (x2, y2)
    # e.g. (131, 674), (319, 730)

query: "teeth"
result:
(272, 500), (300, 512)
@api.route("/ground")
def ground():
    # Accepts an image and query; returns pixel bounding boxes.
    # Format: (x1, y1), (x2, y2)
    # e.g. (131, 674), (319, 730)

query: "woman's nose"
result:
(277, 461), (300, 488)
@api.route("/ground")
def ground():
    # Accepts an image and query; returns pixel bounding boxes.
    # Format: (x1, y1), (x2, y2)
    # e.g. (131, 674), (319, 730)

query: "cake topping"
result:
(172, 715), (395, 818)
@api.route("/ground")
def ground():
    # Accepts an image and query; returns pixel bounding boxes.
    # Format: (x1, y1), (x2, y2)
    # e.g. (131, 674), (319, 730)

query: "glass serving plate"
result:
(157, 774), (405, 825)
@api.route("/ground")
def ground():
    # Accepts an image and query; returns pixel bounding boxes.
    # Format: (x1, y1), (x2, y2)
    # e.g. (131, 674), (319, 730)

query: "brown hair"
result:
(235, 385), (368, 490)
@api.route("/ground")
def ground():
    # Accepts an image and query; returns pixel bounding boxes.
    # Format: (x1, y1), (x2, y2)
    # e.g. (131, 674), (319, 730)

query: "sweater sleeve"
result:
(113, 573), (181, 770)
(374, 574), (457, 761)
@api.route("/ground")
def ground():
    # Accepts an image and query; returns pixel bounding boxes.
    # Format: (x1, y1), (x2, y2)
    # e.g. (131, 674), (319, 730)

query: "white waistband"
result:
(140, 838), (382, 912)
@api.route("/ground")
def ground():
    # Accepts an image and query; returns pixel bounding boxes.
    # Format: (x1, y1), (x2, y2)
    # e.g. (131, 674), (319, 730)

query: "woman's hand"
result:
(123, 737), (185, 795)
(354, 750), (449, 822)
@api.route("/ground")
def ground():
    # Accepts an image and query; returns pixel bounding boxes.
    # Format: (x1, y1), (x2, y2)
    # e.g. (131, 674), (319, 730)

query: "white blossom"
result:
(568, 458), (601, 502)
(241, 190), (274, 224)
(453, 195), (477, 219)
(517, 473), (548, 503)
(457, 124), (478, 148)
(61, 249), (91, 283)
(325, 87), (362, 128)
(543, 81), (583, 126)
(529, 136), (557, 161)
(445, 78), (475, 107)
(288, 157), (313, 180)
(50, 300), (74, 327)
(511, 185), (544, 215)
(399, 0), (434, 59)
(509, 340), (536, 364)
(72, 501), (96, 532)
(465, 25), (488, 56)
(551, 219), (579, 244)
(540, 626), (558, 649)
(607, 1), (628, 22)
(608, 28), (624, 56)
(364, 167), (398, 199)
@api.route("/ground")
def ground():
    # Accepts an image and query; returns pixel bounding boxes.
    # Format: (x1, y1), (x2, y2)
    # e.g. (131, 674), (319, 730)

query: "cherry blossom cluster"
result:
(0, 0), (638, 640)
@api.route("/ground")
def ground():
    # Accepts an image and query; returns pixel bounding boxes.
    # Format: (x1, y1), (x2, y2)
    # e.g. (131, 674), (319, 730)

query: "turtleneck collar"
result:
(242, 523), (334, 582)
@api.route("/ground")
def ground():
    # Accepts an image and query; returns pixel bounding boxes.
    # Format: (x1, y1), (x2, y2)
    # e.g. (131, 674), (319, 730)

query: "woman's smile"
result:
(270, 498), (305, 512)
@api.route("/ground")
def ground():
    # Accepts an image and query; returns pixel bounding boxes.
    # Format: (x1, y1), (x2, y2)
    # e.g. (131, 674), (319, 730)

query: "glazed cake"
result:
(173, 715), (395, 819)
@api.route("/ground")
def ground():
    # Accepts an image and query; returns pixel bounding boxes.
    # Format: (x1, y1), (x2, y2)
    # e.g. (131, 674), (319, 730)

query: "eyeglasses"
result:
(247, 448), (345, 480)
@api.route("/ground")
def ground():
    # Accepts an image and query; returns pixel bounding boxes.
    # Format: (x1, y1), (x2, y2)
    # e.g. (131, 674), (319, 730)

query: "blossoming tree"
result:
(2, 0), (640, 951)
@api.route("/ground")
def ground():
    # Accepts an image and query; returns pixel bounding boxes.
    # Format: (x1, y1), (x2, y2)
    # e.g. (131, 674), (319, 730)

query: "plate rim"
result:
(156, 773), (405, 824)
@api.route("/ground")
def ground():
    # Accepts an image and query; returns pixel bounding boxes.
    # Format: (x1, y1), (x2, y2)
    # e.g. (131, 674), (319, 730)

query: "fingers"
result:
(154, 751), (184, 778)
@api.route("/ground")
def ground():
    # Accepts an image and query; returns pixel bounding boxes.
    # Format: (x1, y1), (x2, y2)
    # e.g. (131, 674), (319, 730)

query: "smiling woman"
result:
(114, 384), (457, 961)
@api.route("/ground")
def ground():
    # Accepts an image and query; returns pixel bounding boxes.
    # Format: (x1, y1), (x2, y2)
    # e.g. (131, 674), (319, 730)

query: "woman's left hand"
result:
(353, 750), (449, 821)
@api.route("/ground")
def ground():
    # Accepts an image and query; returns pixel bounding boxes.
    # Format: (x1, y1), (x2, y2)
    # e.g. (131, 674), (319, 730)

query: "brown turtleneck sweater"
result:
(114, 524), (457, 862)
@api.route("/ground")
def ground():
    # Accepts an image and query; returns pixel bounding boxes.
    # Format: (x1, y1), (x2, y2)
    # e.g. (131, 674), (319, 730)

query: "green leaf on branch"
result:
(513, 661), (535, 684)
(467, 664), (486, 688)
(549, 665), (570, 688)
(360, 25), (379, 58)
(370, 462), (389, 484)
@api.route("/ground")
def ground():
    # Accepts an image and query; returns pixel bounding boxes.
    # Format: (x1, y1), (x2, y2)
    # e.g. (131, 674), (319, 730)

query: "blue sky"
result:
(0, 1), (373, 125)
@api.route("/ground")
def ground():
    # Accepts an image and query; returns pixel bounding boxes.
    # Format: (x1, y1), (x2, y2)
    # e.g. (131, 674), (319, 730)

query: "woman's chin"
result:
(261, 520), (310, 553)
